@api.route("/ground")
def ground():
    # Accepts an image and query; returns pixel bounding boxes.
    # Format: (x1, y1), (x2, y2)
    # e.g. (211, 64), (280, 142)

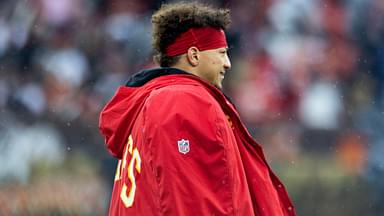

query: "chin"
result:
(215, 83), (223, 89)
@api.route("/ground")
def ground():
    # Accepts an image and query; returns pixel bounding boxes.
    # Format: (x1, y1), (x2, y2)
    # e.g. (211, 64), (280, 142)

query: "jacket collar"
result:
(125, 67), (190, 87)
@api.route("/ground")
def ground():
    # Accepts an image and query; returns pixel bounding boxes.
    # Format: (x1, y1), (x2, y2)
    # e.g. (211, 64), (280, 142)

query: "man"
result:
(99, 2), (296, 215)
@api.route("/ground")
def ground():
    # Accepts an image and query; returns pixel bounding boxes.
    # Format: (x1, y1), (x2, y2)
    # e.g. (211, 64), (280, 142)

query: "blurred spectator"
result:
(298, 78), (343, 130)
(34, 0), (85, 27)
(0, 111), (64, 184)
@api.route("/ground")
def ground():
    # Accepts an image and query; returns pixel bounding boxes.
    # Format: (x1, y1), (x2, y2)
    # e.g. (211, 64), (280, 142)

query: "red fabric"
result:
(165, 27), (228, 57)
(99, 74), (296, 216)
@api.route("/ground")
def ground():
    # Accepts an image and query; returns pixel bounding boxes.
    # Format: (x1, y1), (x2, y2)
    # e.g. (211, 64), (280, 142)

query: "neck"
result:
(171, 60), (199, 77)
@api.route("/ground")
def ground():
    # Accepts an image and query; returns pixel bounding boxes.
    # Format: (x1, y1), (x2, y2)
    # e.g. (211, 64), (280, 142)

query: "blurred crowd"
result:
(0, 0), (383, 215)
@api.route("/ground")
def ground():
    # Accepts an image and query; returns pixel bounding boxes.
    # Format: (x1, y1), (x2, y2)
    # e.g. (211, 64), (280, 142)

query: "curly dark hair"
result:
(151, 1), (231, 67)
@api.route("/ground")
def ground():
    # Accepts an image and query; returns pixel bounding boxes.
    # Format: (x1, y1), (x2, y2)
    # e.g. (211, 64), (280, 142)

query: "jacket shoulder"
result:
(148, 83), (217, 105)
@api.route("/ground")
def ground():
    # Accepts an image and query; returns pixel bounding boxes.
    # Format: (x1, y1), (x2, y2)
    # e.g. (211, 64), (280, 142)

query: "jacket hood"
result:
(99, 68), (189, 158)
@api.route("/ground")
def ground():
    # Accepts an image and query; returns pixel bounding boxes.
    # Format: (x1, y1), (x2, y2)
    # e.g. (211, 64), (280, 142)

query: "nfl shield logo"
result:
(177, 139), (190, 154)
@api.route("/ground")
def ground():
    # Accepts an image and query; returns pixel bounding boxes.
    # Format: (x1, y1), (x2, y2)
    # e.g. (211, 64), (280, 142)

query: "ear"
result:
(186, 46), (200, 67)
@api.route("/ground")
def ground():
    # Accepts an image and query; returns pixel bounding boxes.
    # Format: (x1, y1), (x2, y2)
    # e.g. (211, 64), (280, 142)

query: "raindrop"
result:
(67, 146), (71, 151)
(67, 122), (71, 127)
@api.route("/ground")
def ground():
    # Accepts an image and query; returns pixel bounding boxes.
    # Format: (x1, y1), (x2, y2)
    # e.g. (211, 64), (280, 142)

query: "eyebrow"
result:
(223, 47), (232, 52)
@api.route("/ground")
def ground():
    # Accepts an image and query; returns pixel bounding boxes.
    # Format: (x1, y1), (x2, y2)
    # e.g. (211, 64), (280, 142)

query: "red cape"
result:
(99, 68), (296, 215)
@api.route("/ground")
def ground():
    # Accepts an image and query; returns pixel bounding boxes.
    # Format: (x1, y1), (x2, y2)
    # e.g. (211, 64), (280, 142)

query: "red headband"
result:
(165, 27), (228, 57)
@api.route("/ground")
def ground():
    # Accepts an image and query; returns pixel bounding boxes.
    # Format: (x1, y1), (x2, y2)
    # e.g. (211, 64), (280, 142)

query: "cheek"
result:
(211, 57), (221, 65)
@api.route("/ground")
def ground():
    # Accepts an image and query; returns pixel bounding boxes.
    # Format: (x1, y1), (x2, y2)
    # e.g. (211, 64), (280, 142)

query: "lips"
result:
(220, 71), (225, 79)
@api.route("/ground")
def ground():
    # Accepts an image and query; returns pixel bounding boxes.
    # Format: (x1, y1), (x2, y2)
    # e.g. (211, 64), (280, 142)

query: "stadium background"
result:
(0, 0), (383, 215)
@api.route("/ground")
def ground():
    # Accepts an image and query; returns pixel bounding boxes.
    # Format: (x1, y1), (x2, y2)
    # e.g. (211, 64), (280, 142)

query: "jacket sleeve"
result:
(141, 86), (235, 215)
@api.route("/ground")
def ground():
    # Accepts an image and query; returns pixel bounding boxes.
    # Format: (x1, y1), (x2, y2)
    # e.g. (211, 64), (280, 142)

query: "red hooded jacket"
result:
(99, 68), (296, 216)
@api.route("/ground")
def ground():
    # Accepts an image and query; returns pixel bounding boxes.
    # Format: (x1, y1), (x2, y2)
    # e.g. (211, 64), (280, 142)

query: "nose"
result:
(224, 53), (231, 70)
